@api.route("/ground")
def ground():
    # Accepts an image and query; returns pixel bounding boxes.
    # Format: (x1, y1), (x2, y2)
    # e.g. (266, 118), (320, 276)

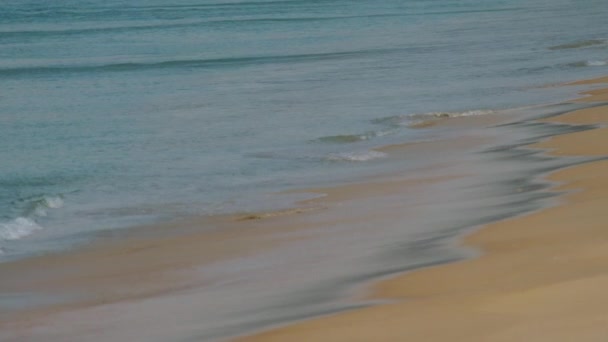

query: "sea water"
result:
(1, 0), (608, 260)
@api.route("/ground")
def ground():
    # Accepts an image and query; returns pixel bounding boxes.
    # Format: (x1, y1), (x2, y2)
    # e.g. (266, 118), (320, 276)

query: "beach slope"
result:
(237, 87), (608, 341)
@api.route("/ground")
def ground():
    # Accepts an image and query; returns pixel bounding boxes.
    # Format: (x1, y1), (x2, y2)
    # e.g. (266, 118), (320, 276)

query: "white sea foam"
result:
(43, 196), (64, 209)
(0, 217), (42, 241)
(32, 195), (65, 217)
(409, 109), (495, 120)
(0, 195), (64, 243)
(411, 110), (495, 127)
(569, 60), (608, 68)
(326, 150), (387, 162)
(585, 60), (608, 66)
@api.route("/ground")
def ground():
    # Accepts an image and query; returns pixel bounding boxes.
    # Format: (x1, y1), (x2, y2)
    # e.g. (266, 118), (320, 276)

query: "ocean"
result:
(1, 0), (608, 260)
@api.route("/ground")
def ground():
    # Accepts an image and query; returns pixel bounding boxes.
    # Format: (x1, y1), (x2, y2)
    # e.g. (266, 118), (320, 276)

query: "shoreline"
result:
(234, 80), (608, 341)
(1, 78), (607, 341)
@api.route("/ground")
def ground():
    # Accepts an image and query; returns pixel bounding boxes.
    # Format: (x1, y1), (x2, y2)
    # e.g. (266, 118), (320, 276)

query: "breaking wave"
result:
(0, 195), (64, 242)
(372, 109), (495, 128)
(568, 60), (608, 67)
(586, 60), (608, 66)
(18, 195), (65, 217)
(326, 150), (387, 162)
(0, 217), (42, 241)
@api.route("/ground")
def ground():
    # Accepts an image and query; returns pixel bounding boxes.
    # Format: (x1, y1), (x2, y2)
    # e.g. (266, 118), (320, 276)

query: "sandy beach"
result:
(235, 81), (608, 341)
(4, 1), (608, 340)
(1, 78), (607, 341)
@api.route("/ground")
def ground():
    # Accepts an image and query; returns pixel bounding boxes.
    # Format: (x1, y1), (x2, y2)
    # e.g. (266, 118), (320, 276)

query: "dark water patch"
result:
(0, 47), (406, 77)
(516, 65), (556, 75)
(549, 39), (608, 50)
(419, 7), (525, 16)
(0, 3), (527, 43)
(0, 0), (311, 17)
(0, 21), (205, 39)
(313, 130), (392, 144)
(372, 110), (495, 128)
(0, 13), (409, 40)
(2, 3), (526, 21)
(314, 134), (371, 144)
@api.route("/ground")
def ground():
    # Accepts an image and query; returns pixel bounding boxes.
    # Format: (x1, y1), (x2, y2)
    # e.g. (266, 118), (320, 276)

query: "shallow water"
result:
(0, 102), (596, 342)
(1, 0), (608, 259)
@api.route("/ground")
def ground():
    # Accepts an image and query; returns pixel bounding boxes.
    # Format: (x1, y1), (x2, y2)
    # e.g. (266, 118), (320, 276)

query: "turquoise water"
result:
(1, 0), (608, 260)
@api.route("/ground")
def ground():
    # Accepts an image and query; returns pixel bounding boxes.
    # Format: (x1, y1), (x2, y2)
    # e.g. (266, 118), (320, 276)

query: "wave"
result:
(314, 130), (393, 144)
(0, 217), (42, 241)
(326, 150), (387, 162)
(1, 3), (524, 27)
(568, 60), (608, 67)
(586, 60), (608, 66)
(0, 20), (206, 38)
(3, 0), (314, 16)
(12, 194), (65, 216)
(27, 195), (64, 217)
(0, 48), (404, 77)
(548, 39), (608, 50)
(316, 134), (372, 144)
(0, 195), (64, 242)
(0, 17), (329, 39)
(0, 13), (416, 39)
(0, 7), (525, 40)
(372, 110), (495, 128)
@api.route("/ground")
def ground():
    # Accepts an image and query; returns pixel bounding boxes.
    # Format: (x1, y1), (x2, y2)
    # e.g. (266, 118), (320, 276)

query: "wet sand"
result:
(236, 82), (608, 341)
(1, 79), (607, 341)
(0, 136), (485, 341)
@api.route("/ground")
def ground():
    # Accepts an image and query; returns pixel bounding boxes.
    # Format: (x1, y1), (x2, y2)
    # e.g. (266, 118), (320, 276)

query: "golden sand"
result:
(237, 86), (608, 341)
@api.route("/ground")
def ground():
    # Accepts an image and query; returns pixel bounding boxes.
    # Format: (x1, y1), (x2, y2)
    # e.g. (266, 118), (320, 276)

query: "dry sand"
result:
(236, 83), (608, 341)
